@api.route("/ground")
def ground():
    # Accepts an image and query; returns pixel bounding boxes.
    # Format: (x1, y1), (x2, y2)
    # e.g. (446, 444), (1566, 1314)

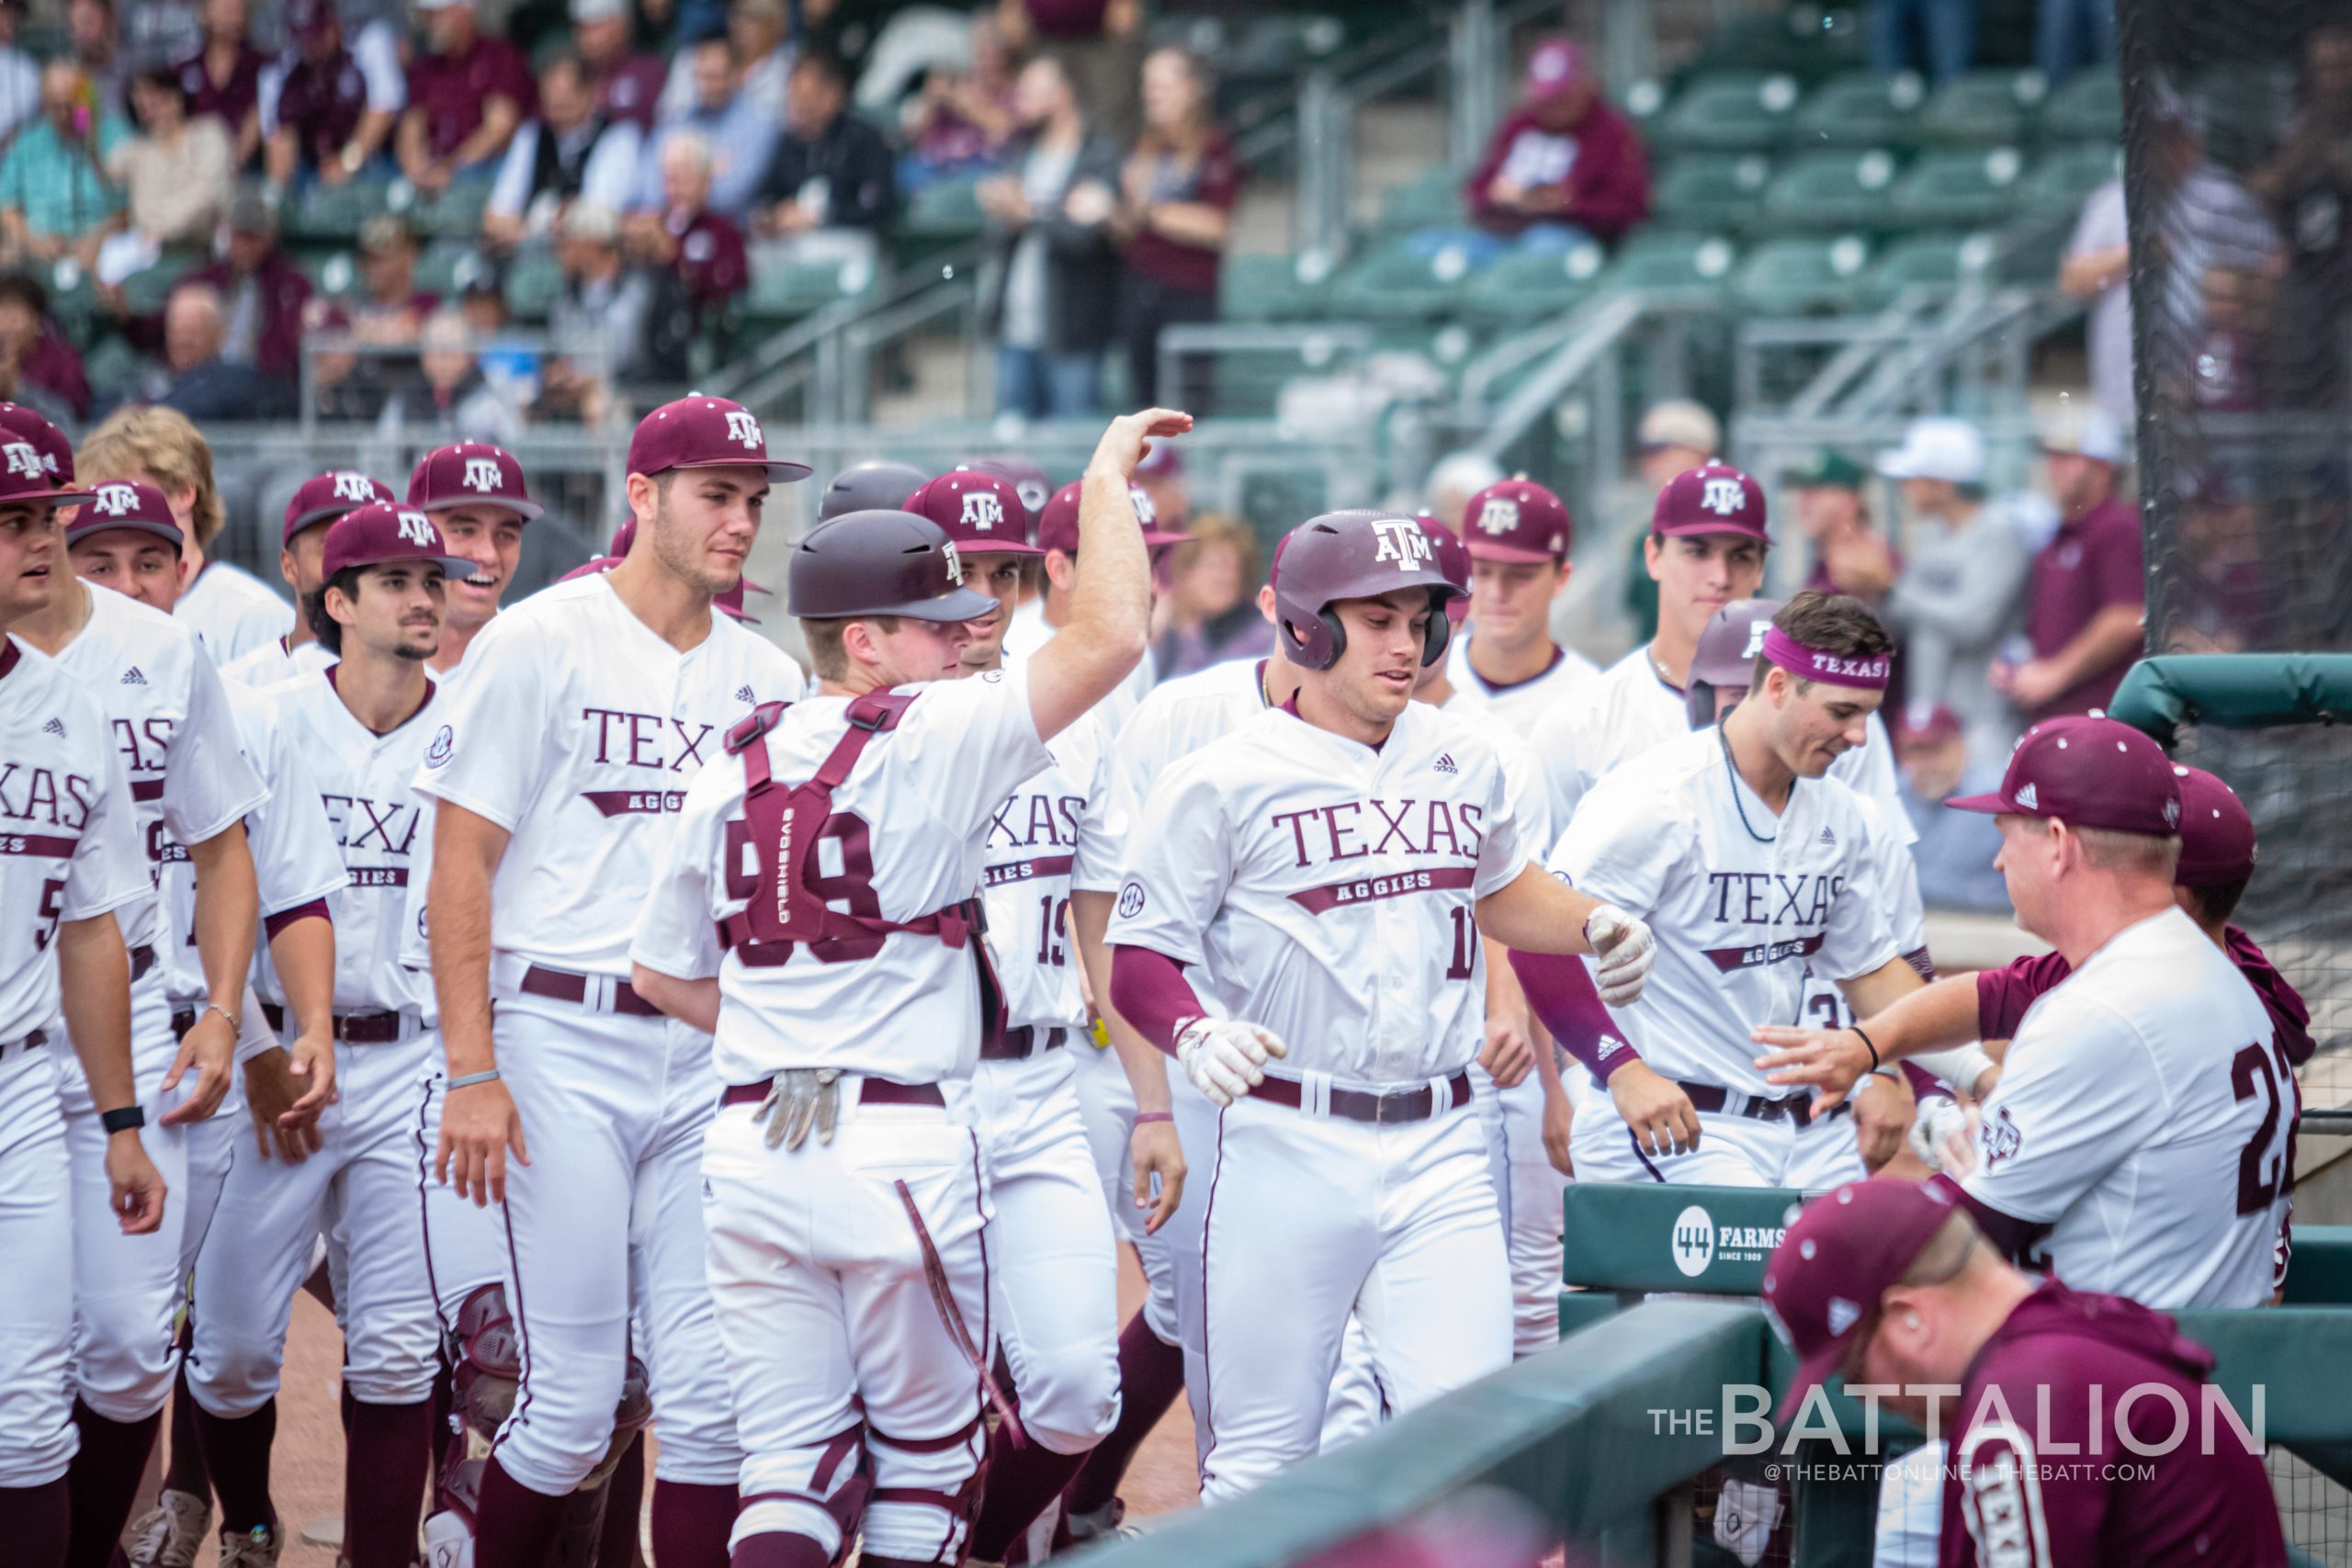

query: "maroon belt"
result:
(1250, 1069), (1473, 1125)
(981, 1025), (1067, 1063)
(1679, 1080), (1851, 1129)
(0, 1029), (43, 1058)
(721, 1077), (945, 1109)
(128, 944), (155, 982)
(519, 964), (662, 1018)
(258, 1002), (408, 1043)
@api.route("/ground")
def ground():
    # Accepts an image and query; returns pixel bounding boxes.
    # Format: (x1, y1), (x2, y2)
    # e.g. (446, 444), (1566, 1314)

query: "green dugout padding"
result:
(2107, 653), (2352, 747)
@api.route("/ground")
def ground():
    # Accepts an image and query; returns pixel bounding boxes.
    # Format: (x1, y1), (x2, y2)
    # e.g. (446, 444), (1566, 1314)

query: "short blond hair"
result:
(77, 406), (224, 549)
(799, 615), (899, 681)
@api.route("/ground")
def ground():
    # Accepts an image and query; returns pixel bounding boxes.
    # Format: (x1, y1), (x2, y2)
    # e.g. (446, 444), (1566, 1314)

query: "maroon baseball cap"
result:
(905, 468), (1039, 555)
(1894, 703), (1962, 748)
(1653, 462), (1770, 543)
(1524, 37), (1589, 101)
(715, 580), (759, 624)
(1764, 1178), (1962, 1418)
(627, 395), (812, 483)
(1461, 477), (1572, 562)
(407, 442), (543, 520)
(68, 479), (184, 549)
(2173, 764), (2256, 886)
(1417, 513), (1472, 624)
(1036, 479), (1189, 557)
(0, 403), (73, 486)
(284, 470), (393, 545)
(1946, 715), (2183, 838)
(321, 502), (477, 581)
(287, 0), (337, 35)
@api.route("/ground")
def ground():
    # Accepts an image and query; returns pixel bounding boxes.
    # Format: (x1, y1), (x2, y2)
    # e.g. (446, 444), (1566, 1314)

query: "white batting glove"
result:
(1907, 1096), (1975, 1174)
(1174, 1018), (1287, 1108)
(1584, 904), (1655, 1008)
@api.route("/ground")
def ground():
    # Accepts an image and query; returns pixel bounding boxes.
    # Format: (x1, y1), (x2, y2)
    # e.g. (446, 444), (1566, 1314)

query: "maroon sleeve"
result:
(1193, 133), (1240, 211)
(2090, 507), (2147, 610)
(1109, 944), (1207, 1055)
(1973, 950), (2074, 1040)
(1562, 108), (1651, 242)
(1928, 1172), (2050, 1264)
(1509, 947), (1641, 1079)
(488, 39), (537, 119)
(2228, 927), (2314, 1066)
(1904, 1060), (1946, 1101)
(263, 898), (331, 942)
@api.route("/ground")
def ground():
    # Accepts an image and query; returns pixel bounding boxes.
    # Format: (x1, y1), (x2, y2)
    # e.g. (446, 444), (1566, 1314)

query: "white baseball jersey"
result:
(1531, 644), (1912, 840)
(1108, 656), (1272, 833)
(1438, 685), (1555, 855)
(1795, 793), (1928, 1034)
(412, 572), (804, 976)
(255, 671), (441, 1015)
(1106, 701), (1528, 1086)
(175, 558), (294, 669)
(1960, 908), (2287, 1309)
(1442, 637), (1600, 735)
(0, 637), (151, 1042)
(222, 635), (334, 689)
(1549, 726), (1899, 1097)
(982, 705), (1121, 1032)
(632, 665), (1053, 1085)
(51, 585), (267, 959)
(159, 680), (346, 1006)
(1002, 598), (1155, 735)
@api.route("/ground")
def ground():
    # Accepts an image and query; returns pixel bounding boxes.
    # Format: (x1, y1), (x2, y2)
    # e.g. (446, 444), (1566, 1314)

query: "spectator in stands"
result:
(2060, 174), (2131, 433)
(0, 4), (42, 145)
(1114, 46), (1237, 408)
(1464, 39), (1649, 249)
(107, 68), (235, 253)
(1618, 399), (1718, 642)
(1996, 407), (2146, 722)
(68, 0), (130, 118)
(901, 8), (1020, 191)
(1871, 417), (2031, 764)
(137, 278), (296, 418)
(1784, 450), (1894, 604)
(1891, 705), (2010, 912)
(0, 272), (91, 419)
(175, 0), (266, 167)
(483, 53), (642, 248)
(345, 212), (435, 343)
(624, 130), (747, 322)
(571, 0), (665, 131)
(753, 51), (897, 238)
(398, 0), (533, 197)
(1422, 448), (1505, 527)
(375, 305), (524, 442)
(0, 62), (130, 269)
(540, 201), (659, 417)
(2036, 0), (2113, 86)
(112, 187), (308, 402)
(979, 52), (1120, 421)
(659, 0), (790, 126)
(1871, 0), (1974, 86)
(1001, 0), (1146, 149)
(259, 0), (403, 190)
(1150, 513), (1263, 678)
(633, 35), (775, 221)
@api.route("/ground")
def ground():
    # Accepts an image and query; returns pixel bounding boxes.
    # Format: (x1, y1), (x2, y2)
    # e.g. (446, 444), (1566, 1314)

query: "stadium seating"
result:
(1792, 69), (1928, 148)
(1865, 230), (1995, 302)
(1650, 152), (1774, 231)
(2040, 67), (2123, 143)
(1219, 253), (1335, 323)
(742, 248), (882, 323)
(1890, 146), (2028, 228)
(1331, 235), (1484, 321)
(1914, 67), (2049, 147)
(1732, 234), (1872, 313)
(1648, 71), (1804, 154)
(1599, 231), (1738, 307)
(1460, 243), (1607, 325)
(1754, 149), (1902, 234)
(1376, 169), (1469, 239)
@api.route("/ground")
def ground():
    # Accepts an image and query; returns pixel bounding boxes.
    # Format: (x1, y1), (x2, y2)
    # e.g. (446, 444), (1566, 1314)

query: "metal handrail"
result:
(1465, 289), (1656, 459)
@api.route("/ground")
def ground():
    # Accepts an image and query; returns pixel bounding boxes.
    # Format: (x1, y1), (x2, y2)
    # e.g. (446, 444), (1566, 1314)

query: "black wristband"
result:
(100, 1104), (145, 1134)
(1851, 1025), (1881, 1073)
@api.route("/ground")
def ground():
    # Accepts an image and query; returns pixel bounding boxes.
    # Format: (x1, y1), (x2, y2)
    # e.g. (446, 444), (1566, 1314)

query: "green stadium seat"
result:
(1732, 234), (1872, 313)
(1377, 169), (1466, 236)
(1793, 69), (1928, 148)
(414, 241), (489, 299)
(1651, 152), (1774, 230)
(298, 250), (358, 300)
(1598, 231), (1739, 307)
(743, 249), (880, 321)
(1686, 7), (1861, 85)
(1651, 71), (1804, 154)
(290, 175), (392, 243)
(408, 180), (492, 239)
(899, 175), (985, 241)
(1461, 241), (1607, 323)
(41, 260), (97, 341)
(2023, 142), (2120, 217)
(118, 250), (206, 316)
(503, 247), (562, 321)
(1916, 68), (2049, 147)
(2039, 68), (2121, 144)
(1219, 252), (1333, 322)
(1891, 146), (2027, 228)
(1330, 236), (1485, 321)
(1865, 230), (1995, 301)
(1755, 149), (1902, 234)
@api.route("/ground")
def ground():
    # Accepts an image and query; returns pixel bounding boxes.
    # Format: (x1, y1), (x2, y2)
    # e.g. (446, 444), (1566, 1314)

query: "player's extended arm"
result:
(1108, 943), (1287, 1108)
(57, 910), (167, 1235)
(1474, 863), (1655, 1006)
(1074, 888), (1184, 1233)
(1024, 409), (1186, 742)
(1753, 971), (1987, 1103)
(164, 821), (260, 1126)
(249, 908), (337, 1159)
(428, 801), (528, 1205)
(630, 964), (719, 1035)
(1509, 944), (1699, 1159)
(1478, 936), (1538, 1089)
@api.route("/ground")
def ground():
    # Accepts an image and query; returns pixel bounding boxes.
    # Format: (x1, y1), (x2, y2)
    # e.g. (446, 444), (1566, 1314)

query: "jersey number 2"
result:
(2231, 1034), (2293, 1215)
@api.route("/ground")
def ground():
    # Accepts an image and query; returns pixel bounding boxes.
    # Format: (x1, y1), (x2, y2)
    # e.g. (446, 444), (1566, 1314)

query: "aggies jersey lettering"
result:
(1960, 908), (2287, 1310)
(1550, 726), (1898, 1097)
(1106, 701), (1528, 1088)
(632, 665), (1054, 1087)
(413, 573), (805, 976)
(0, 638), (150, 1042)
(983, 706), (1121, 1033)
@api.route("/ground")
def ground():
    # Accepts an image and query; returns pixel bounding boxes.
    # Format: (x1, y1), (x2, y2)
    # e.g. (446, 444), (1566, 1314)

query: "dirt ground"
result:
(172, 1248), (1199, 1564)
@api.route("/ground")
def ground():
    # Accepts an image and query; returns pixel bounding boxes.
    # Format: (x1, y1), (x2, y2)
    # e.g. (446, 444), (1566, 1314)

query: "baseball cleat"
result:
(125, 1488), (210, 1568)
(215, 1523), (283, 1567)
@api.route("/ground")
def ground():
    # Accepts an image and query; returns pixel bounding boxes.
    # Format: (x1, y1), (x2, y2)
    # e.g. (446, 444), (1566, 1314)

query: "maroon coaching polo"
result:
(2025, 492), (2144, 719)
(406, 34), (535, 161)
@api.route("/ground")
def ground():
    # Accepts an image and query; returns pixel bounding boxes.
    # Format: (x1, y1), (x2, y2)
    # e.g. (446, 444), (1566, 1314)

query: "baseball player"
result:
(14, 455), (276, 1562)
(182, 504), (479, 1568)
(628, 410), (1176, 1568)
(221, 472), (397, 688)
(1755, 717), (2290, 1311)
(404, 443), (543, 679)
(1544, 592), (1924, 1188)
(818, 459), (935, 522)
(1000, 476), (1188, 731)
(0, 444), (166, 1566)
(1102, 509), (1656, 1502)
(419, 396), (807, 1568)
(1444, 477), (1599, 723)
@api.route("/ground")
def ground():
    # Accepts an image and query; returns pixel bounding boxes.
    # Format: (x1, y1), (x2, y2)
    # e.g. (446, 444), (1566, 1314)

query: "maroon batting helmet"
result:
(1416, 514), (1473, 625)
(1272, 512), (1461, 671)
(1685, 597), (1781, 729)
(786, 510), (999, 622)
(818, 459), (934, 523)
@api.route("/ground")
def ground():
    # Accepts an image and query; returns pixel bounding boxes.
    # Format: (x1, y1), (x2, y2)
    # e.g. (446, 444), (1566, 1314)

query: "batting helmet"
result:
(1685, 597), (1781, 730)
(1417, 514), (1473, 626)
(786, 509), (1000, 622)
(818, 460), (933, 523)
(1272, 511), (1461, 671)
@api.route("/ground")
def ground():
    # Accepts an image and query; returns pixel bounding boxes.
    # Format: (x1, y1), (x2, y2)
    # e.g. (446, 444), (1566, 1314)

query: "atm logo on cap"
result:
(1702, 477), (1747, 514)
(1373, 518), (1434, 570)
(725, 412), (763, 449)
(91, 483), (139, 517)
(333, 472), (377, 502)
(397, 511), (435, 547)
(942, 539), (964, 586)
(1475, 497), (1521, 535)
(3, 442), (40, 479)
(961, 491), (1004, 531)
(1130, 486), (1157, 526)
(462, 457), (503, 492)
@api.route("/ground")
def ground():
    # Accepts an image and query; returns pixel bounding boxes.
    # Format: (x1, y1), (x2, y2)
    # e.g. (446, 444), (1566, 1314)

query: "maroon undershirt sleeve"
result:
(1508, 948), (1642, 1080)
(1974, 950), (2075, 1041)
(1109, 945), (1207, 1056)
(1928, 1172), (2052, 1263)
(263, 899), (331, 942)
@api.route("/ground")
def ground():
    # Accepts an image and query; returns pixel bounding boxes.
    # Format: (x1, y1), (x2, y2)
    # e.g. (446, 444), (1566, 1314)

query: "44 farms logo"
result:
(1671, 1204), (1788, 1279)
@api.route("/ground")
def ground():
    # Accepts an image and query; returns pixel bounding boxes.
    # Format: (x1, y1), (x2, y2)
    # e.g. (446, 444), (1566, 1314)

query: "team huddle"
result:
(0, 395), (2304, 1568)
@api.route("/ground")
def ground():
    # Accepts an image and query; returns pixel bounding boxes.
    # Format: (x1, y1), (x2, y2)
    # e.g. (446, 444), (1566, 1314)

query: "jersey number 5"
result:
(723, 811), (888, 964)
(2231, 1033), (2295, 1216)
(34, 877), (64, 950)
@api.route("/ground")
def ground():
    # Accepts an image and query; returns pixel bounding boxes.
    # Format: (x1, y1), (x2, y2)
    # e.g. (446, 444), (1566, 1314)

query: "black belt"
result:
(1251, 1069), (1473, 1125)
(1680, 1080), (1852, 1129)
(519, 964), (662, 1018)
(982, 1025), (1067, 1063)
(721, 1077), (945, 1110)
(0, 1028), (44, 1060)
(258, 1002), (409, 1043)
(129, 944), (154, 982)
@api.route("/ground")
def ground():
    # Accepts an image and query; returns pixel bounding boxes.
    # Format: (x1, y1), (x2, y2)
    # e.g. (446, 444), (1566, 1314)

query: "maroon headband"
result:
(1762, 626), (1890, 690)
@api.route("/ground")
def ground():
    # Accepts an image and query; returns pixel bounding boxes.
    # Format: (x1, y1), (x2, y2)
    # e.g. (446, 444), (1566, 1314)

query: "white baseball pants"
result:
(1472, 1062), (1569, 1357)
(0, 1043), (76, 1487)
(411, 1053), (508, 1332)
(1068, 1040), (1179, 1342)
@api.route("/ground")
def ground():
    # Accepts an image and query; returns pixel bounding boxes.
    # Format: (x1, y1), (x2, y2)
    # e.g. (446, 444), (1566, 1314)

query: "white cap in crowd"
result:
(1875, 416), (1986, 485)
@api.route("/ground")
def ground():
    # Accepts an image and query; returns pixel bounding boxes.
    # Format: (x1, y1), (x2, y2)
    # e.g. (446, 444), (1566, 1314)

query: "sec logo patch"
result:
(425, 725), (455, 768)
(1116, 881), (1146, 919)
